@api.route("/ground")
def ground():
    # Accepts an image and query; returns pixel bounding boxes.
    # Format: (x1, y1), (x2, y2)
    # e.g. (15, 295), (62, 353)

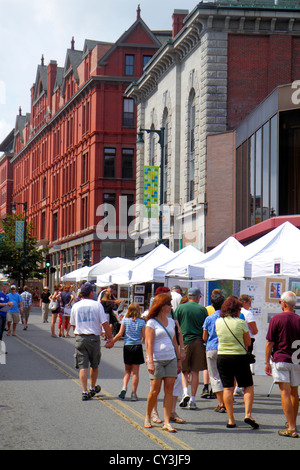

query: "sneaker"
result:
(233, 387), (244, 396)
(118, 389), (127, 399)
(189, 400), (197, 410)
(179, 394), (190, 408)
(131, 393), (138, 401)
(89, 385), (101, 397)
(201, 386), (210, 398)
(82, 391), (92, 401)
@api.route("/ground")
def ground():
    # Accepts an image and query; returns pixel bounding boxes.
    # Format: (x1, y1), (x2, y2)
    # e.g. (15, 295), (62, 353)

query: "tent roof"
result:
(61, 265), (91, 282)
(128, 244), (175, 285)
(87, 257), (131, 280)
(244, 221), (300, 277)
(188, 236), (246, 280)
(153, 245), (205, 282)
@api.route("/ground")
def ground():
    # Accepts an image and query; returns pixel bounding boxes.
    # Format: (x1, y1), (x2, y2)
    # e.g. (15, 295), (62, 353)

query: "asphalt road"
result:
(1, 306), (299, 455)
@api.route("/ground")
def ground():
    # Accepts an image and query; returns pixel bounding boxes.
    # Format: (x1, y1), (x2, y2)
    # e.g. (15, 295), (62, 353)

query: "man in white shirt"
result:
(239, 295), (258, 347)
(171, 286), (182, 312)
(70, 282), (114, 400)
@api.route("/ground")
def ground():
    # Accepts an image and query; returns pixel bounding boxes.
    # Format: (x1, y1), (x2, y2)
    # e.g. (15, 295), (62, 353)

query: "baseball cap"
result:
(80, 282), (94, 297)
(188, 287), (202, 297)
(10, 285), (17, 289)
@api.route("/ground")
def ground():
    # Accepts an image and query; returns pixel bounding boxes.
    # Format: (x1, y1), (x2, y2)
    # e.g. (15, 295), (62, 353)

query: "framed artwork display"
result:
(288, 278), (300, 305)
(265, 278), (286, 303)
(134, 295), (144, 304)
(134, 285), (145, 294)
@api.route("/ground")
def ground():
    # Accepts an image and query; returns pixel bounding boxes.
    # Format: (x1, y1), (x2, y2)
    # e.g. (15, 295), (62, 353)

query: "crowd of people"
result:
(1, 280), (300, 438)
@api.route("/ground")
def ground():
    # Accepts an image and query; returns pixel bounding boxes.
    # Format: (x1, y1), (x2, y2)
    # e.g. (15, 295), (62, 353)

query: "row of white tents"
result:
(61, 221), (300, 286)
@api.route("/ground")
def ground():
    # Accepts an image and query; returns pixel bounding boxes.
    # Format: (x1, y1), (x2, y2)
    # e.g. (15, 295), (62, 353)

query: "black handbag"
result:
(223, 318), (256, 364)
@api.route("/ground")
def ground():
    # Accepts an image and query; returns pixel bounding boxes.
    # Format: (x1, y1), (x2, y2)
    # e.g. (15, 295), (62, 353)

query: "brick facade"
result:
(3, 10), (169, 280)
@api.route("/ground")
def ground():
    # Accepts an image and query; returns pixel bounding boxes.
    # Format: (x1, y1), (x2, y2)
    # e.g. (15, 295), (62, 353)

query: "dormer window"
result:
(125, 54), (135, 76)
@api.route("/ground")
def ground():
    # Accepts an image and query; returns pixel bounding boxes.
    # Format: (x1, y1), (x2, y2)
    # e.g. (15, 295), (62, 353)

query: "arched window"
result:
(188, 90), (196, 201)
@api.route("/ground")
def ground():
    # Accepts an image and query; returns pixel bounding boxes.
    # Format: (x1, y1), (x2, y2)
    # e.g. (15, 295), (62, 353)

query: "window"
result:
(122, 149), (134, 179)
(143, 55), (152, 69)
(41, 176), (47, 199)
(82, 152), (89, 184)
(188, 90), (196, 202)
(53, 212), (58, 241)
(81, 196), (88, 229)
(123, 98), (134, 127)
(103, 148), (116, 178)
(235, 113), (279, 232)
(125, 54), (135, 75)
(162, 109), (168, 204)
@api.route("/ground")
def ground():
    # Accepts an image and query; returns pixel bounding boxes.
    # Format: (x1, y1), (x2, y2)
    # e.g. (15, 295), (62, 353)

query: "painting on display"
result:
(265, 278), (286, 303)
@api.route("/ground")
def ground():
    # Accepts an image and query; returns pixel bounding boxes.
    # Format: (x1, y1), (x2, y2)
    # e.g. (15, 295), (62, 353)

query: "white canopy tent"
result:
(96, 258), (135, 287)
(127, 244), (176, 285)
(61, 265), (92, 282)
(87, 256), (131, 281)
(152, 245), (205, 282)
(186, 236), (247, 281)
(244, 221), (300, 278)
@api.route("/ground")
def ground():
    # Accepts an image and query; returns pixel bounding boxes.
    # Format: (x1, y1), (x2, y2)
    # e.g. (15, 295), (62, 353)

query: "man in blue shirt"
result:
(0, 283), (13, 343)
(203, 291), (226, 413)
(7, 285), (23, 336)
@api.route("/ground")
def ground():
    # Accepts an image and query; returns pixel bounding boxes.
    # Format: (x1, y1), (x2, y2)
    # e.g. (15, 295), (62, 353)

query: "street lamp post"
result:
(136, 127), (165, 245)
(12, 201), (27, 288)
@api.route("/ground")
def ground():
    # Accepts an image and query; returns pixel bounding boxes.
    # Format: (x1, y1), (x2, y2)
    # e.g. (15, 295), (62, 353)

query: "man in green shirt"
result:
(175, 287), (208, 409)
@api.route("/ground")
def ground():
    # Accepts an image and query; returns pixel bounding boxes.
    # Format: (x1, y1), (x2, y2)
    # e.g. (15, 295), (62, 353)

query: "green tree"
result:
(0, 214), (47, 284)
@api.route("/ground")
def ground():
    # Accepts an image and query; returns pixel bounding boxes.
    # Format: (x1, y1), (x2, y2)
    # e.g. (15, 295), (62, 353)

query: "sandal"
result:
(170, 413), (185, 423)
(244, 417), (259, 429)
(162, 423), (177, 433)
(278, 429), (298, 438)
(144, 419), (152, 429)
(151, 411), (162, 424)
(214, 405), (226, 413)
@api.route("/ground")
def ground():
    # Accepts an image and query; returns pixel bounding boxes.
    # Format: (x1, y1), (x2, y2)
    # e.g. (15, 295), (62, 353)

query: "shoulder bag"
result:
(223, 318), (256, 364)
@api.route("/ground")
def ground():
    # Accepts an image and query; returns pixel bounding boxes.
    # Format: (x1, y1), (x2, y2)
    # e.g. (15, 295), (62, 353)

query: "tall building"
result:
(127, 1), (300, 253)
(1, 7), (171, 281)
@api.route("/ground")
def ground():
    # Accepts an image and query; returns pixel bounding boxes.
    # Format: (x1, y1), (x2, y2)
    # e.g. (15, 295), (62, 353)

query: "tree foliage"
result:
(0, 214), (47, 283)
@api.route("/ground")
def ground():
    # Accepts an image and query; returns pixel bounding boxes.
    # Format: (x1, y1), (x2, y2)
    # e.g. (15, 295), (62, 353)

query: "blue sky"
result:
(0, 0), (200, 144)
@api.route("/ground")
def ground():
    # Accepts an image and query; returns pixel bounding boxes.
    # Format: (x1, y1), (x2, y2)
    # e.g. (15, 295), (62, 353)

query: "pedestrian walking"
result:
(59, 285), (74, 337)
(49, 285), (60, 337)
(20, 286), (32, 330)
(40, 287), (51, 323)
(113, 302), (145, 401)
(144, 293), (181, 433)
(265, 291), (300, 438)
(203, 291), (226, 413)
(7, 285), (23, 336)
(174, 287), (208, 410)
(0, 283), (13, 349)
(215, 296), (259, 430)
(70, 282), (114, 401)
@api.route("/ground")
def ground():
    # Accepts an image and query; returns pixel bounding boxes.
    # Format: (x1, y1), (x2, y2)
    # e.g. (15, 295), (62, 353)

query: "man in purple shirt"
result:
(265, 291), (300, 438)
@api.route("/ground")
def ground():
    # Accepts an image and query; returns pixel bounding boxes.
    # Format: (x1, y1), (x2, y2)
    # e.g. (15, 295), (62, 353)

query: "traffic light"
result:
(45, 254), (51, 268)
(83, 250), (90, 266)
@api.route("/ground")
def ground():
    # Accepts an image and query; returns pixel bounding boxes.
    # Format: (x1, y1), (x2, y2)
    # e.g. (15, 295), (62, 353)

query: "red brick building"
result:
(4, 8), (170, 280)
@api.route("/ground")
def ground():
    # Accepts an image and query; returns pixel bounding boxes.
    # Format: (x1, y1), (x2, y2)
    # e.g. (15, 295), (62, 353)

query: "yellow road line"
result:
(14, 335), (194, 450)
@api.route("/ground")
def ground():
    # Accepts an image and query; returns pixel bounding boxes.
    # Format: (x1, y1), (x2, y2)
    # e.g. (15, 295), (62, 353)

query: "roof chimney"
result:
(41, 54), (44, 66)
(71, 36), (75, 50)
(172, 10), (189, 38)
(137, 4), (141, 19)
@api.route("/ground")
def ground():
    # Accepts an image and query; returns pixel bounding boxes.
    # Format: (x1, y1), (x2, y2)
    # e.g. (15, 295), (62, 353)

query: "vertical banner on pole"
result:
(15, 221), (25, 247)
(143, 165), (159, 218)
